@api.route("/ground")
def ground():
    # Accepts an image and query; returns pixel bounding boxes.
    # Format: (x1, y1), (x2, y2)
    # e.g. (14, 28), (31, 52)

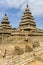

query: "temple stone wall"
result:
(0, 34), (2, 44)
(28, 36), (43, 42)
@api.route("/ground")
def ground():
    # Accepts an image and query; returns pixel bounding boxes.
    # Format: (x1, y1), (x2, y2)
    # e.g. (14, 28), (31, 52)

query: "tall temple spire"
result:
(19, 4), (36, 31)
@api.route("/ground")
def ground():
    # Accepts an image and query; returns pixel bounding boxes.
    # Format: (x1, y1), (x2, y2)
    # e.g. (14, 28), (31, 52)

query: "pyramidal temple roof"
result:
(1, 14), (11, 29)
(19, 5), (36, 31)
(1, 14), (10, 24)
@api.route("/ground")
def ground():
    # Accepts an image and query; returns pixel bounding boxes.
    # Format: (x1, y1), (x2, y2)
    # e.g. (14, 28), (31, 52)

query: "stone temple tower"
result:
(1, 14), (11, 31)
(0, 14), (11, 44)
(19, 5), (36, 31)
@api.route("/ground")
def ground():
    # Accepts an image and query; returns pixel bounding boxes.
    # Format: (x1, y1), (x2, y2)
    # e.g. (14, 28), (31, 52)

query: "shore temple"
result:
(0, 4), (43, 65)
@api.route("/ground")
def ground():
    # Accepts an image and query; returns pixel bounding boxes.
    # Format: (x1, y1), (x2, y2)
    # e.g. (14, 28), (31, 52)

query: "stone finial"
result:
(5, 13), (7, 16)
(27, 4), (29, 7)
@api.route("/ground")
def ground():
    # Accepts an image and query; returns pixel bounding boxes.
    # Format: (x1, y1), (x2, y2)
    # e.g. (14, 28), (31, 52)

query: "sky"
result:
(0, 0), (43, 29)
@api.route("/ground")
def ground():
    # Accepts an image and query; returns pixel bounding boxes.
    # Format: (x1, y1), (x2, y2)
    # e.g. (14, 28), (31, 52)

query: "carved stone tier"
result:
(19, 5), (36, 31)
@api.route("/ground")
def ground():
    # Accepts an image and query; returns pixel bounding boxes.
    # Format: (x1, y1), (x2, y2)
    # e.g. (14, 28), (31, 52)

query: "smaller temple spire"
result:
(1, 14), (9, 24)
(1, 14), (11, 29)
(3, 14), (8, 20)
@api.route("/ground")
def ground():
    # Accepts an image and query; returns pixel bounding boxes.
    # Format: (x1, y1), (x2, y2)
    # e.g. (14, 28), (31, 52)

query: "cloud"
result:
(0, 0), (25, 8)
(28, 0), (43, 16)
(0, 0), (43, 16)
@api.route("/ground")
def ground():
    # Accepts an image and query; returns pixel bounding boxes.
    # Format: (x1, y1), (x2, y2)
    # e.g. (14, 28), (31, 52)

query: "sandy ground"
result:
(26, 59), (43, 65)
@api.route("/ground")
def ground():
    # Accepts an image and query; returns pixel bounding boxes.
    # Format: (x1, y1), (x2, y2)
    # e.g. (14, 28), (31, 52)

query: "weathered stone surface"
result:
(14, 46), (24, 55)
(33, 41), (40, 48)
(25, 45), (33, 52)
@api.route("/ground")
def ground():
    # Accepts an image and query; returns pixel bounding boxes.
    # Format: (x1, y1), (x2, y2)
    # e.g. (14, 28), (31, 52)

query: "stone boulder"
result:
(33, 41), (40, 48)
(25, 45), (33, 52)
(14, 46), (24, 55)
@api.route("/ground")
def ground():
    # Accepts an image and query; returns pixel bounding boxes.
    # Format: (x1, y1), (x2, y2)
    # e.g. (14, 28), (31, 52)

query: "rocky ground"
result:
(0, 45), (43, 65)
(0, 52), (43, 65)
(26, 59), (43, 65)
